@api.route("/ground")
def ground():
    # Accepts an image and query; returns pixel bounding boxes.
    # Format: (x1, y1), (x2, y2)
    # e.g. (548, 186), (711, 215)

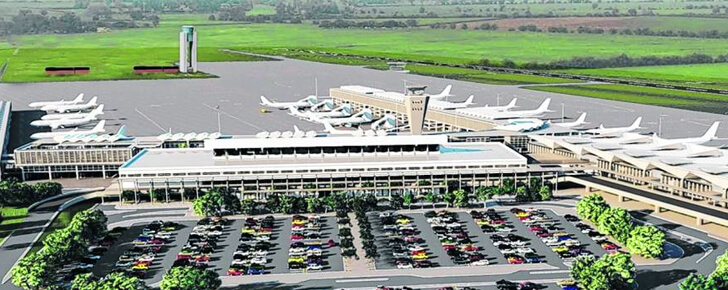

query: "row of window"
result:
(212, 145), (441, 157)
(120, 163), (526, 178)
(15, 150), (132, 165)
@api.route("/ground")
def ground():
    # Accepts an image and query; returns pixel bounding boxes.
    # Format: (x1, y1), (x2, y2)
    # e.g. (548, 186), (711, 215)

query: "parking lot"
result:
(367, 207), (612, 272)
(91, 215), (343, 283)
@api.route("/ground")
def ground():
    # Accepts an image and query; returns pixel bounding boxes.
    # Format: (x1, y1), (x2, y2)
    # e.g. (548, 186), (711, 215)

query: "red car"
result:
(530, 226), (544, 232)
(134, 260), (152, 266)
(411, 250), (426, 255)
(461, 245), (479, 252)
(228, 268), (245, 276)
(291, 234), (305, 240)
(536, 232), (551, 238)
(507, 256), (525, 264)
(150, 238), (166, 245)
(442, 244), (456, 251)
(490, 220), (506, 225)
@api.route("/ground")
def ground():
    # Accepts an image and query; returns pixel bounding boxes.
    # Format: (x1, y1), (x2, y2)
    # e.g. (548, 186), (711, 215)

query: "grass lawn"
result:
(0, 207), (29, 245)
(1, 47), (268, 83)
(526, 84), (728, 114)
(247, 5), (276, 16)
(567, 63), (728, 91)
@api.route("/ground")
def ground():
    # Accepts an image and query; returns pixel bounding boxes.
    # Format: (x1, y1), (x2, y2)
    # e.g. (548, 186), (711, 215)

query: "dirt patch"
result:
(465, 16), (639, 30)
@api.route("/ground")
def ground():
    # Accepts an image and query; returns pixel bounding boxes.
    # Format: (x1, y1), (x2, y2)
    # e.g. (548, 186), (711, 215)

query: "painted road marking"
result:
(336, 278), (389, 283)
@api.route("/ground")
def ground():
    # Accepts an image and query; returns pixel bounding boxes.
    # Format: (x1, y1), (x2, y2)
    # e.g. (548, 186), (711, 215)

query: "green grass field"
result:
(405, 64), (581, 85)
(0, 207), (29, 244)
(527, 84), (728, 114)
(567, 63), (728, 91)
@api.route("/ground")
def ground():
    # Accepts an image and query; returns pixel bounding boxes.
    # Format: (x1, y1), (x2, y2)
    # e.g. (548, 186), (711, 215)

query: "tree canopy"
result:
(160, 266), (221, 290)
(626, 225), (665, 258)
(576, 193), (609, 223)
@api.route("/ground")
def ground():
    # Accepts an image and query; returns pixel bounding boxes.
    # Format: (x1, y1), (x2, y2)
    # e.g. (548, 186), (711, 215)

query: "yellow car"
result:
(288, 257), (305, 263)
(412, 252), (428, 260)
(131, 264), (148, 270)
(557, 279), (577, 287)
(552, 246), (568, 253)
(396, 218), (411, 224)
(475, 219), (491, 225)
(292, 219), (306, 226)
(241, 228), (255, 234)
(515, 212), (530, 218)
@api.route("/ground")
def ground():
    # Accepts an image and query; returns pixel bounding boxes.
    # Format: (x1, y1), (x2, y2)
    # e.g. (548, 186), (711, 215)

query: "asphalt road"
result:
(1, 58), (727, 140)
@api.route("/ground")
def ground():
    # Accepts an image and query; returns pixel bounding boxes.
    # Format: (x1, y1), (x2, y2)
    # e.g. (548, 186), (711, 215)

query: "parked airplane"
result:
(555, 113), (588, 128)
(42, 96), (98, 113)
(322, 122), (387, 137)
(30, 120), (106, 140)
(29, 93), (84, 108)
(30, 113), (101, 129)
(649, 122), (720, 150)
(428, 85), (454, 100)
(312, 109), (373, 127)
(371, 115), (396, 131)
(55, 125), (128, 143)
(482, 98), (518, 112)
(430, 95), (475, 110)
(309, 100), (334, 112)
(494, 118), (548, 132)
(586, 117), (642, 137)
(260, 95), (317, 109)
(40, 105), (104, 121)
(481, 98), (552, 120)
(289, 104), (352, 120)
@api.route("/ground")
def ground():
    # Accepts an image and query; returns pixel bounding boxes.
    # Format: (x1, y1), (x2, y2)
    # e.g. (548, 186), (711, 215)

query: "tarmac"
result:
(0, 58), (727, 143)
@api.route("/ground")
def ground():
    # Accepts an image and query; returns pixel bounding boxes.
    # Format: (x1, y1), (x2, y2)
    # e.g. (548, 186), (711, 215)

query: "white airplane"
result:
(371, 115), (396, 131)
(30, 120), (106, 140)
(309, 100), (334, 112)
(29, 93), (84, 108)
(290, 104), (352, 120)
(428, 85), (454, 100)
(260, 95), (317, 109)
(40, 105), (104, 121)
(321, 122), (387, 137)
(482, 98), (518, 112)
(42, 96), (98, 113)
(312, 109), (373, 127)
(649, 122), (720, 150)
(586, 117), (642, 137)
(430, 95), (475, 110)
(494, 118), (548, 132)
(556, 113), (588, 128)
(30, 113), (101, 129)
(481, 98), (552, 120)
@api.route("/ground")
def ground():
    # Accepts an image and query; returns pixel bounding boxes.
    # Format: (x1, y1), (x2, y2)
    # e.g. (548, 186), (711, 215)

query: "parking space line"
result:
(335, 277), (389, 283)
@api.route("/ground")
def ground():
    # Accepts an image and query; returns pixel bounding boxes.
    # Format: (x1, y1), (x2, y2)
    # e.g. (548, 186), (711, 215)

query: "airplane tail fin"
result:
(323, 101), (334, 111)
(599, 124), (605, 129)
(260, 96), (272, 106)
(575, 112), (587, 124)
(88, 96), (98, 105)
(288, 106), (300, 116)
(439, 85), (452, 97)
(92, 105), (104, 115)
(116, 125), (127, 138)
(506, 98), (518, 109)
(630, 117), (642, 129)
(73, 93), (84, 103)
(92, 120), (106, 132)
(294, 125), (302, 133)
(362, 110), (373, 122)
(306, 95), (318, 105)
(701, 122), (720, 140)
(537, 98), (551, 113)
(322, 122), (335, 133)
(464, 95), (475, 106)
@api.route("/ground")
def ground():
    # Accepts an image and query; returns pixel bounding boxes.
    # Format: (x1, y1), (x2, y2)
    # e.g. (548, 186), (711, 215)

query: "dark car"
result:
(424, 211), (437, 218)
(564, 214), (580, 222)
(496, 279), (519, 290)
(414, 260), (433, 268)
(452, 256), (469, 265)
(173, 259), (191, 267)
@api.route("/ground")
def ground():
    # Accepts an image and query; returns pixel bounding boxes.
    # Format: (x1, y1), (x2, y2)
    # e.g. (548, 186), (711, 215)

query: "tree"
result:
(601, 252), (636, 288)
(539, 185), (552, 201)
(442, 191), (455, 207)
(627, 225), (665, 258)
(475, 186), (494, 208)
(403, 193), (413, 209)
(680, 273), (718, 290)
(515, 186), (529, 202)
(453, 189), (468, 207)
(576, 193), (609, 222)
(31, 182), (62, 200)
(240, 198), (256, 215)
(390, 194), (404, 210)
(571, 253), (636, 290)
(305, 196), (320, 213)
(193, 191), (223, 217)
(425, 192), (438, 208)
(160, 267), (220, 290)
(597, 207), (634, 244)
(12, 252), (53, 290)
(72, 272), (147, 290)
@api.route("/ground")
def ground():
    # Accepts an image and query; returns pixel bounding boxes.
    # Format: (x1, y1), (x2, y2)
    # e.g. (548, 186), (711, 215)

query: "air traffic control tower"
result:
(404, 85), (430, 135)
(179, 26), (198, 73)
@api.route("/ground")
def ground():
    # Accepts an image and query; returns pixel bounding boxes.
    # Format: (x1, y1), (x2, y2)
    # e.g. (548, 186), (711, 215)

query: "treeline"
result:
(429, 22), (498, 30)
(317, 19), (417, 28)
(124, 0), (249, 13)
(475, 52), (728, 69)
(0, 10), (98, 36)
(539, 25), (728, 40)
(0, 179), (62, 207)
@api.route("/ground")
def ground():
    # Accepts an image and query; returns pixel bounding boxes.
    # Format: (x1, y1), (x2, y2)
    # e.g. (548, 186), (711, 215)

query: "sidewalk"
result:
(0, 210), (57, 285)
(346, 212), (374, 274)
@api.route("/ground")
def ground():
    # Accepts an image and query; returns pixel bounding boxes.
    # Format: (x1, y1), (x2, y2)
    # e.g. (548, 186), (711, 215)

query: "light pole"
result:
(561, 103), (565, 123)
(214, 105), (221, 133)
(658, 114), (667, 136)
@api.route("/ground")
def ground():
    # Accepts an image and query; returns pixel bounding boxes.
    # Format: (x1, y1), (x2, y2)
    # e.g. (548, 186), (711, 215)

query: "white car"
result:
(231, 259), (250, 266)
(307, 263), (323, 271)
(256, 235), (271, 241)
(73, 263), (94, 270)
(234, 250), (251, 256)
(254, 250), (268, 256)
(496, 227), (514, 233)
(427, 217), (443, 224)
(251, 257), (267, 264)
(564, 240), (581, 247)
(500, 248), (516, 254)
(544, 239), (564, 246)
(137, 254), (155, 262)
(516, 247), (535, 254)
(393, 251), (408, 258)
(592, 235), (608, 242)
(379, 212), (394, 218)
(289, 247), (305, 254)
(383, 225), (397, 230)
(470, 260), (489, 266)
(407, 245), (425, 252)
(445, 223), (462, 229)
(397, 263), (413, 269)
(307, 249), (322, 256)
